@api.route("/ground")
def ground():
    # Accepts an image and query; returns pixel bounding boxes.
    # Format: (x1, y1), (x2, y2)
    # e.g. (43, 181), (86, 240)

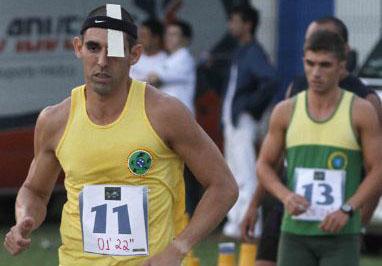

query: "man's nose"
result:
(312, 66), (321, 78)
(97, 49), (108, 67)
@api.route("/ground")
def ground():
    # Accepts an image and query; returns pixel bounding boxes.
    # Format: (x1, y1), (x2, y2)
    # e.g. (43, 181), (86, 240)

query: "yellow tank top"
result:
(286, 90), (359, 150)
(56, 80), (186, 266)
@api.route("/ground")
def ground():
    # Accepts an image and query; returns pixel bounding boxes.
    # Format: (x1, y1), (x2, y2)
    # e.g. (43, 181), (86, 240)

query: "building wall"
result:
(335, 0), (382, 67)
(251, 0), (278, 64)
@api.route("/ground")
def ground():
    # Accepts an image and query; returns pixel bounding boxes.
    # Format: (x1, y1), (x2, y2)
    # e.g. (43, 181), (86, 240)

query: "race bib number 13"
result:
(292, 168), (345, 221)
(79, 185), (149, 256)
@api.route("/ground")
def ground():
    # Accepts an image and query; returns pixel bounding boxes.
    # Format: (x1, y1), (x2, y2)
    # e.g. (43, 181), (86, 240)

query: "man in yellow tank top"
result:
(257, 30), (382, 266)
(3, 4), (238, 266)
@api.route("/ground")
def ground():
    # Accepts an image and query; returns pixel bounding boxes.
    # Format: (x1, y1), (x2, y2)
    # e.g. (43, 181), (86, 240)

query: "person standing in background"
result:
(148, 20), (196, 115)
(258, 30), (382, 266)
(241, 16), (382, 266)
(130, 18), (167, 82)
(222, 4), (278, 239)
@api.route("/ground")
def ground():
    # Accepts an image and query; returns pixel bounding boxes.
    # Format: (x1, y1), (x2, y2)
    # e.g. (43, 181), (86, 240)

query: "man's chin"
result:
(92, 84), (113, 95)
(309, 85), (325, 92)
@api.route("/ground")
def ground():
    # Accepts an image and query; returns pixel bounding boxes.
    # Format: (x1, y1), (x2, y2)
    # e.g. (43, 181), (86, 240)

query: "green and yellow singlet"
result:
(282, 90), (363, 236)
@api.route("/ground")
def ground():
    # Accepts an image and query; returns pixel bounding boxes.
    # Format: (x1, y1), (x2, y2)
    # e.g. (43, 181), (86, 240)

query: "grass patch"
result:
(1, 224), (381, 265)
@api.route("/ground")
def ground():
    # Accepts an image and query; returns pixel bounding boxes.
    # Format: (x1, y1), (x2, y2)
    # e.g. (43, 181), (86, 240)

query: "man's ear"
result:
(73, 36), (83, 59)
(128, 44), (143, 65)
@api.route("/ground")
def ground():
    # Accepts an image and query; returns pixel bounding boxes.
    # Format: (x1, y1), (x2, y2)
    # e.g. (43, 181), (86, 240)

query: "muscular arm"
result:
(257, 102), (290, 201)
(168, 100), (238, 252)
(4, 102), (68, 255)
(366, 92), (382, 125)
(16, 107), (64, 228)
(347, 99), (382, 210)
(146, 88), (238, 261)
(240, 183), (267, 241)
(257, 101), (309, 215)
(360, 92), (382, 224)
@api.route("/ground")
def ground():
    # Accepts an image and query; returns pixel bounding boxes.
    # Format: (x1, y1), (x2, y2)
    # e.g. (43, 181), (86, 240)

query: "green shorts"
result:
(278, 232), (360, 266)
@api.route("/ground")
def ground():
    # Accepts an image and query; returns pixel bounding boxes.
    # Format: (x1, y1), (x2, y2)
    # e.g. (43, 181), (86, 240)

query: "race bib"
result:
(79, 185), (149, 256)
(292, 168), (345, 221)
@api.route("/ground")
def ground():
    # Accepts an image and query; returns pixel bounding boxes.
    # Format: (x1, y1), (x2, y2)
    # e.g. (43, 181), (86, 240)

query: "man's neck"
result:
(239, 33), (253, 45)
(85, 79), (131, 125)
(169, 46), (185, 55)
(307, 87), (342, 121)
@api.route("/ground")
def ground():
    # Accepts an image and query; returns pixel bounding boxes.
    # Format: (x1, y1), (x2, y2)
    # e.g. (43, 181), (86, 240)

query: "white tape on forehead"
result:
(106, 4), (125, 57)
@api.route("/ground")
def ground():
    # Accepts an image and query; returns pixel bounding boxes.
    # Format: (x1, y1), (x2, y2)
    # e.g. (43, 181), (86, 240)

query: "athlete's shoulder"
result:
(35, 97), (71, 149)
(352, 95), (377, 116)
(145, 83), (192, 116)
(274, 97), (295, 115)
(270, 98), (295, 129)
(144, 84), (196, 146)
(352, 95), (379, 128)
(39, 97), (71, 125)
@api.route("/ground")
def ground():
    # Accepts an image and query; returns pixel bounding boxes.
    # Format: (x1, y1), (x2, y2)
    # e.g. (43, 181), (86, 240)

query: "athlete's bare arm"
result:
(348, 98), (382, 210)
(144, 85), (238, 264)
(3, 99), (70, 255)
(239, 84), (293, 241)
(360, 92), (382, 224)
(257, 99), (309, 216)
(366, 92), (382, 125)
(320, 97), (382, 233)
(240, 183), (267, 242)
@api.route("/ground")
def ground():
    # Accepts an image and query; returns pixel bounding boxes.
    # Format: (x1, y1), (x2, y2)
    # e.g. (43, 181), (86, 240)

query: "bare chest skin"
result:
(306, 88), (342, 121)
(83, 77), (131, 124)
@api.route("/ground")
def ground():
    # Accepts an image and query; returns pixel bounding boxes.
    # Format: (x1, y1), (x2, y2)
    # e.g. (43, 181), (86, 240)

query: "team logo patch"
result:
(128, 150), (152, 176)
(327, 151), (348, 170)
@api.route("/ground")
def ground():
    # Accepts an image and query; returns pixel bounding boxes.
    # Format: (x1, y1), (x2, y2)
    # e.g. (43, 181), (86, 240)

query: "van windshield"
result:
(359, 39), (382, 79)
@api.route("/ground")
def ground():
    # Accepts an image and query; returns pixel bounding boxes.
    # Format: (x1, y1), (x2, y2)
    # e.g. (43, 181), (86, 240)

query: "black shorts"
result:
(256, 204), (283, 262)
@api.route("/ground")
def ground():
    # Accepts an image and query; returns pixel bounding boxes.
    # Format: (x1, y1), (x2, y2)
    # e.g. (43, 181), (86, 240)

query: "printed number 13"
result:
(91, 204), (132, 234)
(302, 183), (334, 206)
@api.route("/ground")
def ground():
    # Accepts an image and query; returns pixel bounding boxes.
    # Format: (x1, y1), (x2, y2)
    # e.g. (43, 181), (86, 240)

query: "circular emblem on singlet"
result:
(328, 151), (348, 170)
(128, 150), (152, 176)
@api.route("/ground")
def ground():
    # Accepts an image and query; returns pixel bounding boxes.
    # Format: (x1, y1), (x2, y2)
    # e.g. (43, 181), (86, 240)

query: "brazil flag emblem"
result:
(328, 151), (348, 170)
(128, 150), (152, 176)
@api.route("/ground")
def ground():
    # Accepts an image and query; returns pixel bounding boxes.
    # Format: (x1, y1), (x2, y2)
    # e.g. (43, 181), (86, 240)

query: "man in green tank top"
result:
(258, 30), (382, 266)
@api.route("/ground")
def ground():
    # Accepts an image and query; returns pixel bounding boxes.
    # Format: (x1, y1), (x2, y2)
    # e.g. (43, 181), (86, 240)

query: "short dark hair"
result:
(142, 18), (164, 38)
(304, 30), (346, 61)
(314, 16), (348, 43)
(83, 5), (137, 49)
(168, 20), (193, 40)
(229, 5), (259, 35)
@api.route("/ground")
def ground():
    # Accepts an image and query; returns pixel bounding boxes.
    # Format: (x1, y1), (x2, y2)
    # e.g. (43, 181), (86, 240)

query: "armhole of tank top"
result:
(55, 90), (77, 157)
(286, 95), (298, 135)
(349, 94), (361, 148)
(141, 83), (175, 153)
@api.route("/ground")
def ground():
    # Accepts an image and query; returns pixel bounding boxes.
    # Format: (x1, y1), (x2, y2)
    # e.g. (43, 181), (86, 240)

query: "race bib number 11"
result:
(79, 185), (149, 256)
(292, 168), (345, 221)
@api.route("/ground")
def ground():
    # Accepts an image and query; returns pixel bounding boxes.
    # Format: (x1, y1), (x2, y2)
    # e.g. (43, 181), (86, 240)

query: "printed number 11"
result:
(91, 204), (132, 234)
